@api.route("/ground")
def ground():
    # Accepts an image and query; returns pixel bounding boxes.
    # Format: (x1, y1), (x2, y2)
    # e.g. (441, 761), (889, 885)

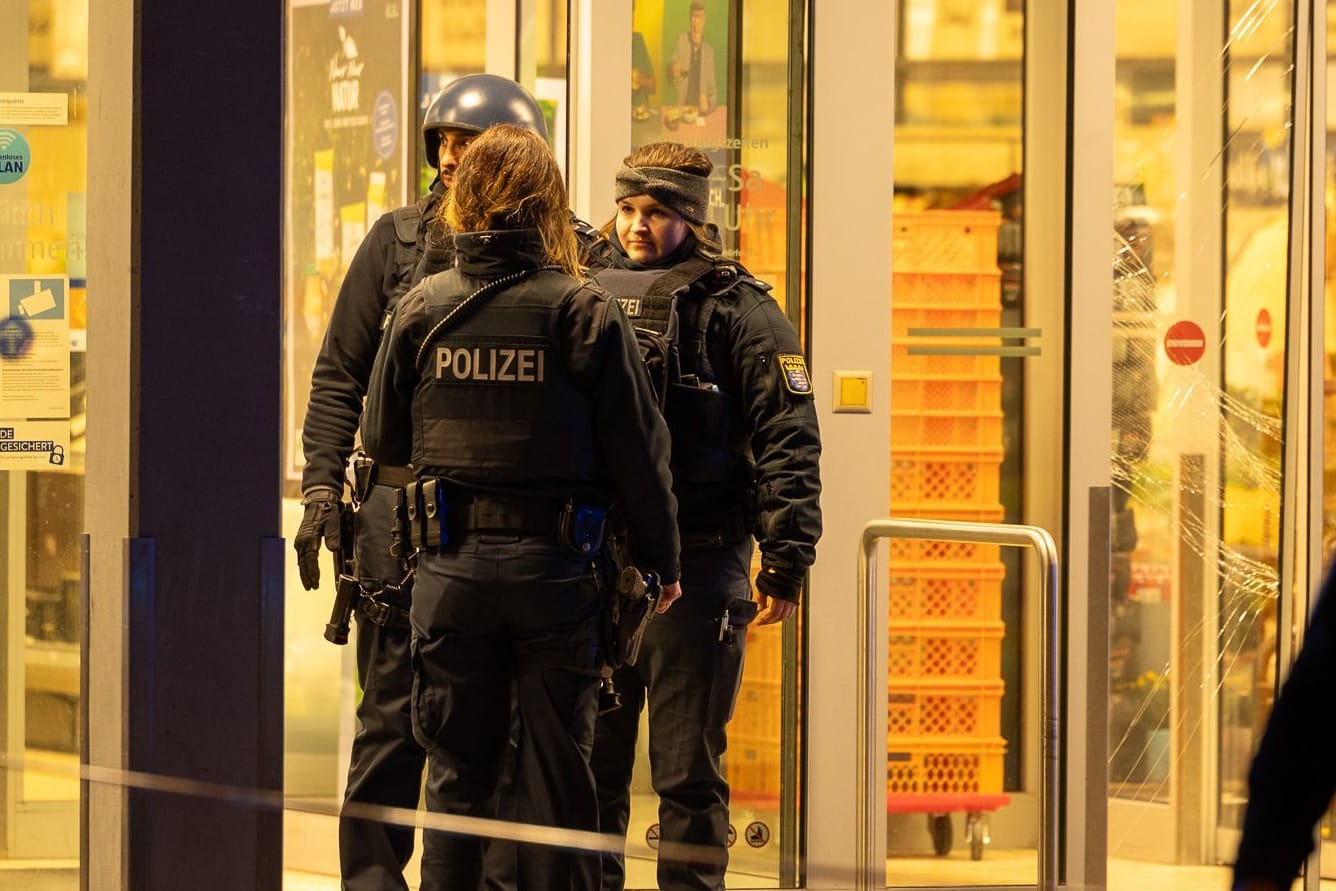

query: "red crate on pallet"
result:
(887, 739), (1006, 797)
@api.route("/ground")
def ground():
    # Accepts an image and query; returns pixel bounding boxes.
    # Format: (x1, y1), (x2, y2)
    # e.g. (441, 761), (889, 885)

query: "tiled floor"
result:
(3, 855), (1334, 890)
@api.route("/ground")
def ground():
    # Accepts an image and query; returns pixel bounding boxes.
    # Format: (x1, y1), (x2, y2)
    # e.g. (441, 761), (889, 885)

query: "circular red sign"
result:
(1256, 308), (1272, 348)
(1165, 320), (1206, 365)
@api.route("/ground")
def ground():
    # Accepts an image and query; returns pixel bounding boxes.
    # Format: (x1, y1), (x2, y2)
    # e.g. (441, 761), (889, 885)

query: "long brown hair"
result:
(601, 141), (720, 250)
(442, 124), (581, 276)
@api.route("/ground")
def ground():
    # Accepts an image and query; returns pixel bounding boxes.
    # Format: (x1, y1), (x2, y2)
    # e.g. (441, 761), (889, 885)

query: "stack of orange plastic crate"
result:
(724, 617), (784, 803)
(888, 211), (1009, 817)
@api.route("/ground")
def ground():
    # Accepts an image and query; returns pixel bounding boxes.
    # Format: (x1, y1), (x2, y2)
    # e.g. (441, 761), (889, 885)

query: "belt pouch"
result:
(558, 500), (606, 559)
(405, 481), (425, 549)
(391, 486), (412, 556)
(422, 479), (448, 548)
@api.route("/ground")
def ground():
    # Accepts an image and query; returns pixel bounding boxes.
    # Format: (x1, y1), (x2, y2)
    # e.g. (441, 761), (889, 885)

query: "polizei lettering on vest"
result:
(435, 346), (547, 383)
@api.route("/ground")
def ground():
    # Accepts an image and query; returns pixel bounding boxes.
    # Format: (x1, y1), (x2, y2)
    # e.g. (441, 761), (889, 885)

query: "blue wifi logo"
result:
(0, 129), (31, 185)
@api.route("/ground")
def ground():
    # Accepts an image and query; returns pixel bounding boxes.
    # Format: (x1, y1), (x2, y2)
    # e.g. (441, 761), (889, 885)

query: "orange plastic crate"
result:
(730, 679), (781, 738)
(725, 732), (781, 801)
(891, 410), (1004, 451)
(885, 507), (1005, 565)
(889, 563), (1007, 622)
(888, 622), (1005, 681)
(892, 271), (1002, 309)
(887, 680), (1004, 737)
(892, 211), (1002, 276)
(742, 621), (784, 685)
(890, 450), (1003, 511)
(892, 305), (1003, 339)
(892, 341), (1001, 379)
(887, 739), (1006, 796)
(890, 377), (1003, 414)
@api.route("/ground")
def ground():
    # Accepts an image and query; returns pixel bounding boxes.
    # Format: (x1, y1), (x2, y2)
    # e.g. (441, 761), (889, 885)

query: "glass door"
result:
(0, 0), (87, 880)
(887, 0), (1036, 884)
(615, 1), (807, 886)
(1105, 0), (1304, 874)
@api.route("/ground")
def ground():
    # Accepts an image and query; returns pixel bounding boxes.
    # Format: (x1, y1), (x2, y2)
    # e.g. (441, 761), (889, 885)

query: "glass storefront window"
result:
(419, 0), (487, 190)
(281, 0), (427, 880)
(0, 0), (88, 882)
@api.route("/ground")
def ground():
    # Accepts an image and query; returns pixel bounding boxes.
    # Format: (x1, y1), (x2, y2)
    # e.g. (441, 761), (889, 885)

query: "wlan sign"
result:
(0, 129), (30, 185)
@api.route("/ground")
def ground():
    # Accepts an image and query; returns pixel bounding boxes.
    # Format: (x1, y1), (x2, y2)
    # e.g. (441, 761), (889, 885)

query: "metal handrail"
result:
(858, 517), (1060, 891)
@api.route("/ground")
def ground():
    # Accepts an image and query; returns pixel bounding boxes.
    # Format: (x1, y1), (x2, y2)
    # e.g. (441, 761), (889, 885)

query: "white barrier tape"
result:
(0, 750), (730, 864)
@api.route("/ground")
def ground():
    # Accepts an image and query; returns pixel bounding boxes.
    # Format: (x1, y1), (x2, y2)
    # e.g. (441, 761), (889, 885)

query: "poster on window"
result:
(284, 0), (408, 491)
(629, 0), (748, 259)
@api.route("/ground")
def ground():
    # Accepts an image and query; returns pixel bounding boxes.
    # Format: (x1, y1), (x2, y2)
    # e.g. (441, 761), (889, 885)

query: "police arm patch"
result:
(776, 353), (812, 395)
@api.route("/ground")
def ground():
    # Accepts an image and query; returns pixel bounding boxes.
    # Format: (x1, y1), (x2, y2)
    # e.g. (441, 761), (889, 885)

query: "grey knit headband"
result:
(614, 165), (709, 225)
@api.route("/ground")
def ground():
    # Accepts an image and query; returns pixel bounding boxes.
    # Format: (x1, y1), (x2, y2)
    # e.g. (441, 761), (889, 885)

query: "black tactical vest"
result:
(411, 269), (598, 488)
(593, 259), (741, 486)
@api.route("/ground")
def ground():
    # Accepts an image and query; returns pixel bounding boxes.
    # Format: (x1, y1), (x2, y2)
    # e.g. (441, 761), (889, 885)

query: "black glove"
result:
(755, 563), (805, 603)
(295, 487), (343, 591)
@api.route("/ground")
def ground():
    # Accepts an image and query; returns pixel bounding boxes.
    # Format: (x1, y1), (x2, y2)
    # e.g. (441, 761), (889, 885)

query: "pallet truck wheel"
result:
(965, 811), (986, 860)
(927, 813), (952, 856)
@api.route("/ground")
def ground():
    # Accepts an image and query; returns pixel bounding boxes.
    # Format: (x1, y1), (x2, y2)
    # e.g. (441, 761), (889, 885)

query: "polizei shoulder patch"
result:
(776, 353), (812, 395)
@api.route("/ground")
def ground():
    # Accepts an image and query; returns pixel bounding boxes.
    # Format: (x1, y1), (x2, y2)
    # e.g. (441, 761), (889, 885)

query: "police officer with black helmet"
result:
(294, 74), (573, 891)
(362, 123), (681, 891)
(588, 142), (823, 891)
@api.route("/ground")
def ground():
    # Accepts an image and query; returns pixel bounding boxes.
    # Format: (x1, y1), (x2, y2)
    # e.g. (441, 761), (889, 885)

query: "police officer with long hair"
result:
(362, 125), (683, 891)
(589, 142), (822, 890)
(294, 74), (564, 891)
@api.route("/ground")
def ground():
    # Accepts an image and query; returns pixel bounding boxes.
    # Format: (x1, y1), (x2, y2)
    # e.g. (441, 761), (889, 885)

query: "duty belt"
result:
(350, 453), (415, 506)
(398, 480), (568, 552)
(372, 463), (416, 488)
(680, 512), (751, 549)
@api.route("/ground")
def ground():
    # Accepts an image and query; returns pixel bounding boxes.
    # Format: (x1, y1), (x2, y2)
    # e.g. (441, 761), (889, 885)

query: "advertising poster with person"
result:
(630, 0), (731, 139)
(284, 0), (407, 489)
(631, 0), (740, 256)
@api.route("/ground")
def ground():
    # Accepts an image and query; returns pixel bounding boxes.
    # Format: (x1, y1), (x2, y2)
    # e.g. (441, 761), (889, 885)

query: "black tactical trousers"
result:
(412, 533), (603, 891)
(592, 540), (754, 891)
(340, 484), (423, 891)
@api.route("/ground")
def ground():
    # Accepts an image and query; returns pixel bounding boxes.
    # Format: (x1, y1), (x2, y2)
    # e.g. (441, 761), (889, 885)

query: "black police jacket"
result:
(300, 184), (611, 498)
(362, 228), (681, 585)
(604, 237), (822, 601)
(300, 182), (445, 496)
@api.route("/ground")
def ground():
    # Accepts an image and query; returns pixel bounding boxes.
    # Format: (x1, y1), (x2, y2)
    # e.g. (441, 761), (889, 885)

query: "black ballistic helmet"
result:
(423, 74), (550, 169)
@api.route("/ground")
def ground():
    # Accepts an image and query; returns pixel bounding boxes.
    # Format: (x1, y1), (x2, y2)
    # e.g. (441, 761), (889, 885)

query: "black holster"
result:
(604, 565), (660, 669)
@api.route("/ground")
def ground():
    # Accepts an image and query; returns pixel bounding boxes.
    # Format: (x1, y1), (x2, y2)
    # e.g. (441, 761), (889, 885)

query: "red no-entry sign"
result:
(1256, 308), (1272, 348)
(1165, 320), (1206, 365)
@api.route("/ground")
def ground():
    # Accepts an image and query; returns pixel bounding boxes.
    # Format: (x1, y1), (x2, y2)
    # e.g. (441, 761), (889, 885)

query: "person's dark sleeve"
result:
(1233, 564), (1336, 889)
(562, 282), (680, 585)
(727, 286), (822, 601)
(360, 287), (425, 468)
(300, 214), (399, 495)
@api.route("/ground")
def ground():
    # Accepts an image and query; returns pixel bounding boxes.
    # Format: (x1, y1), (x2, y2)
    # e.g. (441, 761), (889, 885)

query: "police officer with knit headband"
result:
(589, 142), (823, 891)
